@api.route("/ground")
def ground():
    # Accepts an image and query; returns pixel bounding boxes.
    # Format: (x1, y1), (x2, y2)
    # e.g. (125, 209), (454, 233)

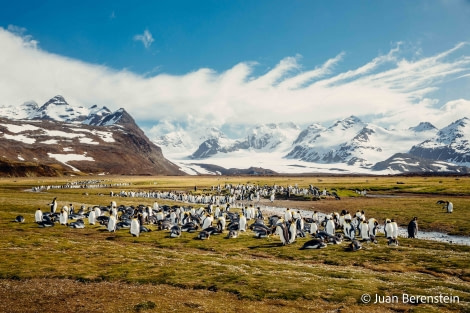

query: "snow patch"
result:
(0, 123), (40, 133)
(40, 139), (58, 145)
(92, 130), (114, 142)
(47, 153), (94, 172)
(3, 133), (36, 144)
(79, 137), (99, 145)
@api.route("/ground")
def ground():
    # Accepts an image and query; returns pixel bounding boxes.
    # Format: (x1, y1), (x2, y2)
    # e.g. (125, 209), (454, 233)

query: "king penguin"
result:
(88, 208), (96, 225)
(239, 214), (247, 232)
(50, 197), (57, 213)
(360, 220), (370, 240)
(130, 216), (140, 237)
(35, 208), (43, 223)
(108, 214), (117, 232)
(300, 238), (327, 250)
(408, 217), (418, 238)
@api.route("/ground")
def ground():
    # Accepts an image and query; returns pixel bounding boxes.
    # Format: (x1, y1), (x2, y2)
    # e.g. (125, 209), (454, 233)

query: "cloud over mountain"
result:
(1, 27), (470, 138)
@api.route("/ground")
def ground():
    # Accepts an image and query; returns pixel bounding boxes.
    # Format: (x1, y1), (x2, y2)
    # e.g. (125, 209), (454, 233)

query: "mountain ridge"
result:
(155, 116), (470, 175)
(2, 96), (470, 175)
(0, 96), (184, 176)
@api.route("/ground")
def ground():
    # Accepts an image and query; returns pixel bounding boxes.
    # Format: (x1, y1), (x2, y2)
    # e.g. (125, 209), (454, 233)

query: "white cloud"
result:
(7, 25), (39, 49)
(133, 29), (154, 48)
(0, 27), (470, 137)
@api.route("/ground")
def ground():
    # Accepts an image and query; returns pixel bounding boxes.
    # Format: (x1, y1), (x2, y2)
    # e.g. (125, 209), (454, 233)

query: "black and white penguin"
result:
(107, 215), (117, 232)
(360, 220), (369, 240)
(14, 215), (25, 223)
(327, 234), (343, 245)
(59, 207), (68, 225)
(204, 226), (220, 235)
(288, 221), (297, 244)
(239, 214), (247, 232)
(170, 225), (182, 238)
(390, 219), (398, 238)
(300, 238), (327, 249)
(284, 208), (292, 223)
(35, 208), (43, 223)
(50, 197), (57, 213)
(227, 230), (238, 238)
(368, 218), (378, 237)
(181, 222), (199, 233)
(217, 216), (226, 232)
(130, 216), (140, 237)
(253, 226), (270, 238)
(384, 219), (393, 239)
(343, 221), (355, 240)
(201, 214), (213, 230)
(388, 238), (399, 246)
(437, 200), (453, 213)
(275, 223), (290, 245)
(140, 225), (151, 233)
(155, 210), (164, 221)
(116, 220), (131, 230)
(88, 208), (96, 225)
(348, 240), (362, 252)
(96, 215), (109, 225)
(325, 216), (335, 236)
(407, 217), (418, 238)
(446, 201), (453, 213)
(159, 220), (173, 231)
(68, 219), (85, 229)
(94, 206), (102, 218)
(295, 218), (306, 238)
(38, 215), (55, 227)
(197, 230), (210, 240)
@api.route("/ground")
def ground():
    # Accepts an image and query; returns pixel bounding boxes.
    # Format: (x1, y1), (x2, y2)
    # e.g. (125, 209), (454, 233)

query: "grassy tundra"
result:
(0, 175), (469, 313)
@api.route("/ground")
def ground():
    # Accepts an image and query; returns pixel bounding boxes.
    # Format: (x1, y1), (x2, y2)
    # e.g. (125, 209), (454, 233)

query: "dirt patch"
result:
(0, 278), (397, 313)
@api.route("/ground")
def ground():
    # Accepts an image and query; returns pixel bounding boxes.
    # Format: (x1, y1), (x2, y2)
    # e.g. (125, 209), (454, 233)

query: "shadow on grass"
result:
(248, 242), (284, 249)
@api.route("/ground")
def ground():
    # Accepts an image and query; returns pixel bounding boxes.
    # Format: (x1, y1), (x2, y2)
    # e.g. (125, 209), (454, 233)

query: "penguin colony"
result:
(29, 194), (424, 251)
(31, 182), (359, 206)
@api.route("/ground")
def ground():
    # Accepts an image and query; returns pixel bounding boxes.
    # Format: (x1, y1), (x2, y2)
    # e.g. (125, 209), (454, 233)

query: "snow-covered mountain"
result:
(155, 115), (470, 174)
(409, 117), (470, 165)
(245, 122), (300, 151)
(190, 122), (301, 159)
(287, 116), (366, 162)
(0, 95), (125, 126)
(2, 95), (469, 175)
(287, 118), (438, 167)
(154, 127), (226, 155)
(0, 96), (183, 176)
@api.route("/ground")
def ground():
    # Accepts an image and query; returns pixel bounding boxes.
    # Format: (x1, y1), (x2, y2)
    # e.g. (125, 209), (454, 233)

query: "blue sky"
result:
(1, 0), (470, 137)
(3, 0), (469, 74)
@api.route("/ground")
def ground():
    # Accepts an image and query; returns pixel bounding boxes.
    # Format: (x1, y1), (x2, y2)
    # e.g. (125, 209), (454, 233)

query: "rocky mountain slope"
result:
(0, 96), (184, 176)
